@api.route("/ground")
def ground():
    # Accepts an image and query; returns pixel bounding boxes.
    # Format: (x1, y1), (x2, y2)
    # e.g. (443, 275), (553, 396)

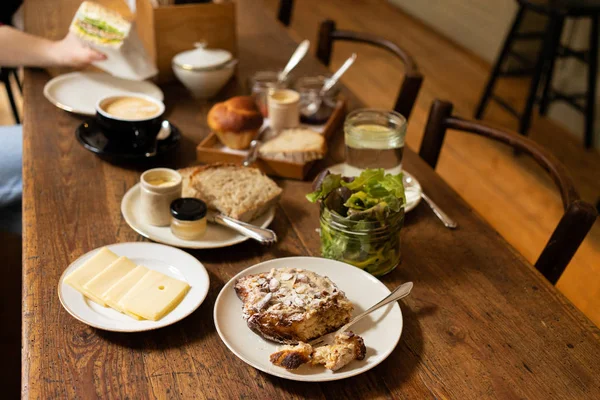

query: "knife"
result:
(242, 125), (269, 167)
(207, 210), (277, 244)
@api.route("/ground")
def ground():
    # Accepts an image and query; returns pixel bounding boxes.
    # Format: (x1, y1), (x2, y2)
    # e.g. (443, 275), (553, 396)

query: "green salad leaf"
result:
(340, 169), (384, 192)
(306, 174), (342, 203)
(82, 17), (124, 36)
(344, 191), (379, 210)
(308, 168), (405, 213)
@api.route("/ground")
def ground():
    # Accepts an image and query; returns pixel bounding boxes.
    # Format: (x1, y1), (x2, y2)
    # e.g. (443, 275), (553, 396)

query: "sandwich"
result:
(70, 1), (131, 48)
(68, 1), (158, 80)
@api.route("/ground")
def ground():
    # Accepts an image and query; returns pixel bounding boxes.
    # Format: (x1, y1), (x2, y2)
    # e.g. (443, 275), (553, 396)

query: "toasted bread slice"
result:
(178, 163), (282, 222)
(259, 129), (327, 163)
(235, 268), (353, 344)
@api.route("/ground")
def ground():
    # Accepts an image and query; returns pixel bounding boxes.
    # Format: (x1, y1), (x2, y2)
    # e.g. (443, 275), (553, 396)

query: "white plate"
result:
(121, 183), (276, 249)
(214, 257), (403, 382)
(325, 163), (422, 212)
(44, 72), (164, 116)
(58, 242), (209, 332)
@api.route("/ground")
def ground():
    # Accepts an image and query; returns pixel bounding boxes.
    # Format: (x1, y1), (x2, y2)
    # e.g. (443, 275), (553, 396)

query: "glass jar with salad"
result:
(307, 168), (405, 276)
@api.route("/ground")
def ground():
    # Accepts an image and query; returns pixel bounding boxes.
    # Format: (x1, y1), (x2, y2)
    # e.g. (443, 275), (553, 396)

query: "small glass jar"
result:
(294, 75), (339, 124)
(140, 168), (182, 227)
(170, 198), (208, 240)
(344, 109), (407, 173)
(247, 70), (292, 117)
(319, 203), (404, 276)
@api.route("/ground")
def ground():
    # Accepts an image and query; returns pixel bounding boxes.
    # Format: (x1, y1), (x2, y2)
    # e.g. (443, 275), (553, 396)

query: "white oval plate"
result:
(58, 242), (209, 332)
(121, 183), (276, 249)
(326, 163), (422, 212)
(44, 72), (164, 116)
(214, 257), (403, 382)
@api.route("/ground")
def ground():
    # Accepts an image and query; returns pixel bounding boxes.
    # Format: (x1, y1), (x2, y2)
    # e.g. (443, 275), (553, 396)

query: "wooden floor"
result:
(263, 0), (600, 325)
(2, 0), (599, 326)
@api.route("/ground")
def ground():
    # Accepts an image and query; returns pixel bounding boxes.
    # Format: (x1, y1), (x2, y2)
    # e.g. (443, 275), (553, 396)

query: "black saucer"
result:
(75, 119), (181, 160)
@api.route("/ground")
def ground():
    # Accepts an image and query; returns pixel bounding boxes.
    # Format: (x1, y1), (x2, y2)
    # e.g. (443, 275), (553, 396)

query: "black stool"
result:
(475, 0), (600, 148)
(0, 67), (22, 124)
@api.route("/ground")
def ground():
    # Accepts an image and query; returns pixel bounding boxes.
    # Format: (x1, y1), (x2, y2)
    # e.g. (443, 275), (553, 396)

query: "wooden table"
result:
(22, 0), (600, 398)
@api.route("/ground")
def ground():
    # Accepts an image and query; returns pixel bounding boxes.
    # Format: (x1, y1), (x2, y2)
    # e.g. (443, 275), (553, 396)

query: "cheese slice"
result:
(102, 265), (149, 320)
(64, 247), (119, 306)
(119, 270), (190, 321)
(84, 256), (137, 308)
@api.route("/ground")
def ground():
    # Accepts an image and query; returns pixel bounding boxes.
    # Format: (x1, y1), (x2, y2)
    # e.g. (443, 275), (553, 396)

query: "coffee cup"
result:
(95, 94), (166, 150)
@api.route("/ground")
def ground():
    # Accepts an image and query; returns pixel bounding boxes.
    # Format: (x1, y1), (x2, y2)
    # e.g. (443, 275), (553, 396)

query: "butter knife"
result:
(242, 125), (269, 167)
(207, 210), (277, 244)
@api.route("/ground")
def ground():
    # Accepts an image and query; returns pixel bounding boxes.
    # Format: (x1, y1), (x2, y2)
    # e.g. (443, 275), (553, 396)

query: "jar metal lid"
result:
(170, 198), (208, 221)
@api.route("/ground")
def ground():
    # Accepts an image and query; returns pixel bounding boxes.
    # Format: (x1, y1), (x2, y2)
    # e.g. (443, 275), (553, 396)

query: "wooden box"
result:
(135, 0), (237, 83)
(196, 100), (347, 180)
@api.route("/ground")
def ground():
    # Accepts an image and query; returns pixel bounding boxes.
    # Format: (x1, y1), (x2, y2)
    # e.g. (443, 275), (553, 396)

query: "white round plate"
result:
(121, 183), (276, 249)
(214, 257), (403, 382)
(58, 242), (209, 332)
(326, 163), (422, 212)
(44, 72), (164, 116)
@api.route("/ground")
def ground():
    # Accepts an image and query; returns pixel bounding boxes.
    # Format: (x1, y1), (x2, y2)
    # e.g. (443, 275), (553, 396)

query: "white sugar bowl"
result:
(172, 43), (237, 99)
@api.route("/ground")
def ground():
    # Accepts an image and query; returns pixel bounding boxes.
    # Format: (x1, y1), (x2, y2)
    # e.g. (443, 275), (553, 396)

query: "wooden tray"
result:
(196, 99), (346, 180)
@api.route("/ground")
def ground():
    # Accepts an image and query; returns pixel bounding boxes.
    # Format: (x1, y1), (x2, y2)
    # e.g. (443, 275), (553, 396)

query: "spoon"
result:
(303, 53), (357, 117)
(145, 120), (171, 158)
(309, 281), (413, 347)
(278, 39), (310, 83)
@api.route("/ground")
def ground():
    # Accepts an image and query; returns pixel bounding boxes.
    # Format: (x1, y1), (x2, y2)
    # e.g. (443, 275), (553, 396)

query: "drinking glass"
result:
(294, 75), (339, 124)
(247, 71), (291, 117)
(344, 109), (407, 173)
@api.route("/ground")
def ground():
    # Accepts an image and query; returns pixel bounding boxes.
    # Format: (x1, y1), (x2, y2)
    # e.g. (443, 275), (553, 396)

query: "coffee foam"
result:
(102, 96), (162, 120)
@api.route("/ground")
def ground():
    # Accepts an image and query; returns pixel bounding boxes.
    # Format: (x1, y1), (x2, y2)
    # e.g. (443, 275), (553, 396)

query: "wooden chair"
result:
(316, 19), (423, 120)
(475, 0), (600, 148)
(277, 0), (294, 26)
(419, 99), (598, 284)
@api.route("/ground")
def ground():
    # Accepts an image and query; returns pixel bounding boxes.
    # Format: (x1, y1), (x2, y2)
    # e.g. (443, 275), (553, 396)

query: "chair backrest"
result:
(419, 99), (598, 284)
(316, 19), (423, 120)
(277, 0), (295, 26)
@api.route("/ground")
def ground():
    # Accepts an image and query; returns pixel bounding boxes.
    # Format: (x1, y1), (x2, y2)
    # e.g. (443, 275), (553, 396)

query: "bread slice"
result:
(178, 163), (282, 222)
(235, 268), (353, 344)
(259, 129), (327, 163)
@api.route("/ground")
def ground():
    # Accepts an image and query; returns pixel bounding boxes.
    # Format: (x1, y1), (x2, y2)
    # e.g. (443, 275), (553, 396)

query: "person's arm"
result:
(0, 25), (106, 68)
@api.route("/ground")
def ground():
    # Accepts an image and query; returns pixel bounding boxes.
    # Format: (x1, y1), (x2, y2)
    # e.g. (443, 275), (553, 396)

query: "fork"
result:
(309, 281), (413, 347)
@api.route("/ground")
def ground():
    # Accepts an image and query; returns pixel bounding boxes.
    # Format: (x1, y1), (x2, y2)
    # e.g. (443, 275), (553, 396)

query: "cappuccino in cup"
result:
(101, 96), (162, 120)
(95, 94), (166, 148)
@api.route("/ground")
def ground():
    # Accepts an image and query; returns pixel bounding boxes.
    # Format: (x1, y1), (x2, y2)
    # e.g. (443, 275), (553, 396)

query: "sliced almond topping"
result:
(269, 278), (280, 291)
(256, 293), (272, 310)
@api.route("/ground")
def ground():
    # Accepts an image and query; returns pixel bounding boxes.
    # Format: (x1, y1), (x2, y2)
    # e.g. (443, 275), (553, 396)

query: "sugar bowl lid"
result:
(172, 42), (233, 71)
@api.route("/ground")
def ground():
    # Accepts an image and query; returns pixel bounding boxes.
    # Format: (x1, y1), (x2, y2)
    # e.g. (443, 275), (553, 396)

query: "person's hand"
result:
(51, 33), (107, 68)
